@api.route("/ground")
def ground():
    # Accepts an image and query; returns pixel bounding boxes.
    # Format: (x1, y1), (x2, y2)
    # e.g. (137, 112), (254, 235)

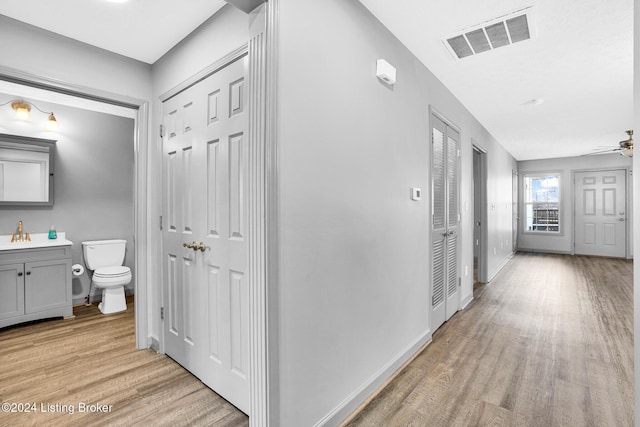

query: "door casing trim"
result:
(0, 65), (150, 350)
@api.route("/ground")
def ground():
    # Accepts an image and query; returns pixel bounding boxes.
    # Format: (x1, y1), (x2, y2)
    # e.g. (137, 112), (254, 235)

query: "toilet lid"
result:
(94, 266), (130, 278)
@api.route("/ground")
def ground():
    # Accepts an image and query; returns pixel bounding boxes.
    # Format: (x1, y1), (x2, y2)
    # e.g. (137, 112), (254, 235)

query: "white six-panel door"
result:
(574, 169), (627, 258)
(162, 56), (249, 414)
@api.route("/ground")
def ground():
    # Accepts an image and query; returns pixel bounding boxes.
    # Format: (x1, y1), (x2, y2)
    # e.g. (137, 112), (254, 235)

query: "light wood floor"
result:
(346, 253), (634, 427)
(0, 297), (248, 427)
(1, 254), (633, 427)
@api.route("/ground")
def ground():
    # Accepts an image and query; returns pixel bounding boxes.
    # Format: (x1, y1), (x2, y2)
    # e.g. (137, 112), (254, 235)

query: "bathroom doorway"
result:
(0, 73), (149, 348)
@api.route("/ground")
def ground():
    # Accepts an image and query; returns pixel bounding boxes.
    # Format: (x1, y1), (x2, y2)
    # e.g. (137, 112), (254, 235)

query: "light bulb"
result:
(46, 113), (59, 131)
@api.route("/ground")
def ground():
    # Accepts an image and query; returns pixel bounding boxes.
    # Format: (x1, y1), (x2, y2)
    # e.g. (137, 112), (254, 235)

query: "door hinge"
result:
(159, 215), (163, 231)
(160, 124), (164, 138)
(160, 307), (164, 320)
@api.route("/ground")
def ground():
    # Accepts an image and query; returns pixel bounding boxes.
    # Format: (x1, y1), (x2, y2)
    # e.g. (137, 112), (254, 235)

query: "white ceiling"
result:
(0, 1), (633, 160)
(0, 0), (226, 64)
(359, 0), (634, 160)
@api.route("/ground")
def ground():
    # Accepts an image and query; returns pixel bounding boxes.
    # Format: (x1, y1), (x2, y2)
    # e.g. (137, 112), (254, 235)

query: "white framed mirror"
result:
(0, 133), (56, 207)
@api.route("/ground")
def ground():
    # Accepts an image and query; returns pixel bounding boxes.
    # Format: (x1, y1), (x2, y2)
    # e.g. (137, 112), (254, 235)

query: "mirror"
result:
(0, 133), (56, 207)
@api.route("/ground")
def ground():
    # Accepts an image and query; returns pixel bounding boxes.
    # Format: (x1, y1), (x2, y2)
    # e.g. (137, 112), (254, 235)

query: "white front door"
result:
(431, 114), (459, 331)
(574, 169), (627, 258)
(162, 55), (249, 414)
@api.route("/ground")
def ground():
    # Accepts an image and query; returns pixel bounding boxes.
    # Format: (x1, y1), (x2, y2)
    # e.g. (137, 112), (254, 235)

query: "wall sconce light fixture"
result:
(2, 99), (59, 131)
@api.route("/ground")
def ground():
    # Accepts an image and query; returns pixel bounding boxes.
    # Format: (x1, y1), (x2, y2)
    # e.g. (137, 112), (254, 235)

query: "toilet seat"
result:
(93, 266), (132, 287)
(94, 266), (130, 277)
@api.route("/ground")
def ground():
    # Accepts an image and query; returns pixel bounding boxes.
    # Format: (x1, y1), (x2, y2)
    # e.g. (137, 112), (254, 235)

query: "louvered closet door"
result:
(431, 114), (460, 332)
(162, 55), (249, 414)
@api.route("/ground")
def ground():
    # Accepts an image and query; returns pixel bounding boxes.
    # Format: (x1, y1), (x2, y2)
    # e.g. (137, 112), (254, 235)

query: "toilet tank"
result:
(82, 239), (127, 270)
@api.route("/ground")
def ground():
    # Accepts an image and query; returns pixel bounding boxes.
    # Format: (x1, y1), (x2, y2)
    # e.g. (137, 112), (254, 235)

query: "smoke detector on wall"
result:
(443, 7), (536, 60)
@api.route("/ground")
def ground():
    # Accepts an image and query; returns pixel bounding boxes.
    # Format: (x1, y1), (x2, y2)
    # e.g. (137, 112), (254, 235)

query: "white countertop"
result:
(0, 232), (73, 251)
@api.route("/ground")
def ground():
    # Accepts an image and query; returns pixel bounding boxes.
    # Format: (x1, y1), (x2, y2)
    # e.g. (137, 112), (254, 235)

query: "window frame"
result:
(522, 172), (562, 235)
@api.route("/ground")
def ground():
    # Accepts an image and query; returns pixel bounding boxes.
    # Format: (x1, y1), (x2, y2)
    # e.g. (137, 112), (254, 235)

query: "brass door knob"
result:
(183, 241), (206, 252)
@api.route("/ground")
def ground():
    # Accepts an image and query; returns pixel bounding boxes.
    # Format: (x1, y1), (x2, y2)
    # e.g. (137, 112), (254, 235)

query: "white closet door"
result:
(431, 114), (460, 332)
(162, 55), (250, 414)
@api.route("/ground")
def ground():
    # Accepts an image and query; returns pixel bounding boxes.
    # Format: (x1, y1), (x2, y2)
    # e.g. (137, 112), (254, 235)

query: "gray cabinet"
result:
(0, 263), (24, 320)
(0, 245), (72, 328)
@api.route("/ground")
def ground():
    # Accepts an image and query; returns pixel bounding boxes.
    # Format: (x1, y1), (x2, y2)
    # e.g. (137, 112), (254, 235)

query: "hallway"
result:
(347, 253), (633, 426)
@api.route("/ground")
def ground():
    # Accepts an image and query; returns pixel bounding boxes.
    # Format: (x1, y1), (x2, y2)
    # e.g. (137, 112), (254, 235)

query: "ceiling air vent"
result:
(443, 8), (534, 60)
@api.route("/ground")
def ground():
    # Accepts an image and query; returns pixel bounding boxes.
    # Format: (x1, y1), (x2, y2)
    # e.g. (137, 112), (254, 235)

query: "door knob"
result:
(183, 241), (206, 252)
(618, 218), (626, 222)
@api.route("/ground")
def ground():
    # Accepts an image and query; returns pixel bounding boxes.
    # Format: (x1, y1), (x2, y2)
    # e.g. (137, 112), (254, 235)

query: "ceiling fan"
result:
(589, 130), (633, 157)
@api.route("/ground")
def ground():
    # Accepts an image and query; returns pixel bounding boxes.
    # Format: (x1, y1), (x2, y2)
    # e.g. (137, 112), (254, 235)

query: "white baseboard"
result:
(149, 336), (160, 352)
(517, 248), (572, 256)
(314, 329), (432, 427)
(461, 294), (473, 309)
(486, 253), (515, 282)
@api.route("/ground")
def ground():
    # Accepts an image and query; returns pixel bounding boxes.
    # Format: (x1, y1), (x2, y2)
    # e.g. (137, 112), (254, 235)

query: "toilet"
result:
(82, 239), (131, 314)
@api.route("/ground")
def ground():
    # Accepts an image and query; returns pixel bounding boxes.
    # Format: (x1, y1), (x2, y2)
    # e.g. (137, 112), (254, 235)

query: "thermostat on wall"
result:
(411, 187), (421, 201)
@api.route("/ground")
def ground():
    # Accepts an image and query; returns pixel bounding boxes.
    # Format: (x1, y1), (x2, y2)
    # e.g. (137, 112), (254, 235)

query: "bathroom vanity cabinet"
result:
(0, 245), (73, 328)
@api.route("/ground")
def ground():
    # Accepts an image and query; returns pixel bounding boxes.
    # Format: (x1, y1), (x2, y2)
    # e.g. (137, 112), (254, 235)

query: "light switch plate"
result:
(411, 187), (421, 201)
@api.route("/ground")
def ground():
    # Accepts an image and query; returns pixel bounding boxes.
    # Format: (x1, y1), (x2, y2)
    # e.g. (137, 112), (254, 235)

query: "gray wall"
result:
(0, 97), (135, 303)
(518, 154), (633, 255)
(0, 15), (151, 102)
(0, 15), (151, 305)
(276, 0), (516, 425)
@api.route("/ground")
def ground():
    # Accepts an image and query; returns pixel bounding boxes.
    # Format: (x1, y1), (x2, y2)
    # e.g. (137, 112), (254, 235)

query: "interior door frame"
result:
(512, 169), (519, 253)
(572, 167), (631, 258)
(157, 5), (273, 424)
(472, 143), (488, 283)
(0, 5), (275, 425)
(429, 106), (462, 327)
(0, 65), (150, 349)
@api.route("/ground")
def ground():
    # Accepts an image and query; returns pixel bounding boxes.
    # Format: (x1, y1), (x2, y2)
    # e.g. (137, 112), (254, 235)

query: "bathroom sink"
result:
(0, 232), (73, 251)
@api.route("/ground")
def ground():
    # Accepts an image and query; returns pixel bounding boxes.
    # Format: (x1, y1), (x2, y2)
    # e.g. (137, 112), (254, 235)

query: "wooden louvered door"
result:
(161, 55), (249, 414)
(431, 114), (460, 332)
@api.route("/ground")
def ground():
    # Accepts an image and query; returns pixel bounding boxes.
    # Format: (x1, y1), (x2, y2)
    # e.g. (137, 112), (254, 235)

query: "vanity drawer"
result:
(0, 246), (72, 264)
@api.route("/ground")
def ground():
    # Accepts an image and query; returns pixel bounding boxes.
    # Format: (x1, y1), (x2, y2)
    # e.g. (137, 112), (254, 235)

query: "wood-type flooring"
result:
(0, 296), (248, 427)
(346, 253), (633, 427)
(0, 253), (633, 426)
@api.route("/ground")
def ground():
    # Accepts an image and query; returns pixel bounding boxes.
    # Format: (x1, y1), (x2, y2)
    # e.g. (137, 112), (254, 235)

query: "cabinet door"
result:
(0, 263), (25, 320)
(24, 259), (71, 314)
